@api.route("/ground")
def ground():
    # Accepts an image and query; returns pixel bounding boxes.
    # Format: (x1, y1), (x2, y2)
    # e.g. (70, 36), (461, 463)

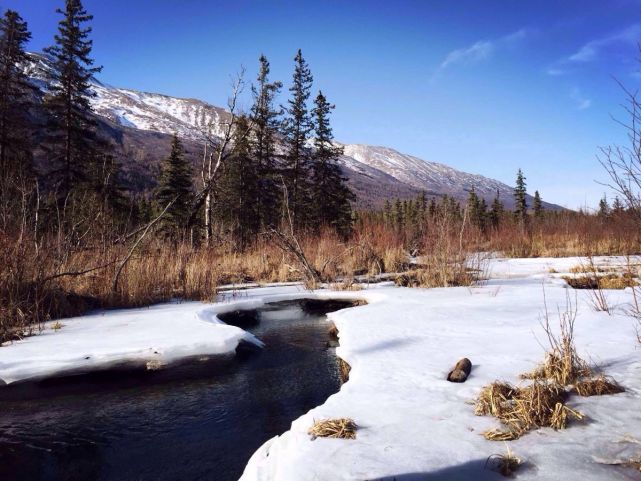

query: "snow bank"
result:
(0, 301), (263, 385)
(241, 257), (641, 481)
(0, 284), (367, 385)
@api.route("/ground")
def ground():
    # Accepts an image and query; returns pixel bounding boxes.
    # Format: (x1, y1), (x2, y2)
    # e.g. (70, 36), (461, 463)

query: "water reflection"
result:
(0, 299), (356, 481)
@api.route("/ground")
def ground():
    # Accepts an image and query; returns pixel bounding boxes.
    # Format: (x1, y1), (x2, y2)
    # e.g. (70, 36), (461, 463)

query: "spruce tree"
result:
(282, 49), (313, 228)
(533, 190), (543, 219)
(513, 169), (528, 225)
(155, 134), (193, 238)
(598, 195), (610, 218)
(310, 90), (353, 236)
(250, 55), (282, 228)
(384, 199), (396, 227)
(44, 0), (103, 199)
(0, 9), (32, 180)
(394, 198), (404, 230)
(467, 187), (480, 227)
(612, 196), (625, 216)
(428, 198), (437, 218)
(218, 116), (260, 249)
(417, 192), (427, 218)
(489, 190), (504, 229)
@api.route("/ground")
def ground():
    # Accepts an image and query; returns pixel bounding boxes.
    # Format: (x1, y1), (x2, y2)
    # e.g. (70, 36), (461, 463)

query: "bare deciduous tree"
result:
(193, 68), (252, 243)
(598, 79), (641, 226)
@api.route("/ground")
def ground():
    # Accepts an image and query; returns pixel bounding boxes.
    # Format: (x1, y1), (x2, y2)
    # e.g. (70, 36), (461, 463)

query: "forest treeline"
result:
(1, 1), (640, 342)
(0, 2), (353, 248)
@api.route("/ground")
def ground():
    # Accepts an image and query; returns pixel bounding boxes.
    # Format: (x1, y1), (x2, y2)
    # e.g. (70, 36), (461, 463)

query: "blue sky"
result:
(5, 0), (641, 208)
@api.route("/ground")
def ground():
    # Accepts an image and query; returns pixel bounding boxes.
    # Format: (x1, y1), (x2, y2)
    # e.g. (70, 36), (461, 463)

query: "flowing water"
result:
(0, 299), (355, 481)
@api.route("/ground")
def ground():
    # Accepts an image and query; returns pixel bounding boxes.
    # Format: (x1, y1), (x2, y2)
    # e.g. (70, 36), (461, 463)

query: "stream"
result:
(0, 299), (356, 481)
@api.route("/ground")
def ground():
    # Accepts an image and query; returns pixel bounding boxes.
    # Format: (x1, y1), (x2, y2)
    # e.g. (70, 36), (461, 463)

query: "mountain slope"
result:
(23, 52), (559, 210)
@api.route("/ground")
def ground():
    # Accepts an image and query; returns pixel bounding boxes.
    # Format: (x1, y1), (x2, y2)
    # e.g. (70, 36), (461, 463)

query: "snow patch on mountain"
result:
(23, 51), (532, 207)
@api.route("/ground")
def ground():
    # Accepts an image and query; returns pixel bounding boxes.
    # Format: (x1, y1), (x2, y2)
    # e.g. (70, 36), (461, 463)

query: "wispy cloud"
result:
(570, 87), (592, 110)
(433, 28), (534, 79)
(548, 23), (641, 75)
(439, 40), (494, 71)
(568, 24), (641, 62)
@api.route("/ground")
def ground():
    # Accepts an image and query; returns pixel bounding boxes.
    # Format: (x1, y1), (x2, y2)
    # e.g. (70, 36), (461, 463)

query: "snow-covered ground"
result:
(0, 301), (264, 385)
(241, 257), (641, 481)
(1, 257), (640, 480)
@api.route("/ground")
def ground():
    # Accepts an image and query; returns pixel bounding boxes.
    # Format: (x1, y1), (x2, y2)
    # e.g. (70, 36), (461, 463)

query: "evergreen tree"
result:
(155, 134), (193, 237)
(612, 196), (625, 216)
(44, 0), (103, 198)
(597, 195), (610, 218)
(477, 198), (488, 232)
(513, 169), (528, 225)
(383, 199), (393, 226)
(393, 198), (404, 230)
(281, 49), (313, 228)
(467, 187), (482, 229)
(489, 190), (504, 229)
(218, 116), (260, 249)
(310, 90), (353, 235)
(250, 55), (282, 228)
(533, 190), (543, 219)
(428, 198), (437, 218)
(417, 191), (427, 219)
(0, 9), (32, 180)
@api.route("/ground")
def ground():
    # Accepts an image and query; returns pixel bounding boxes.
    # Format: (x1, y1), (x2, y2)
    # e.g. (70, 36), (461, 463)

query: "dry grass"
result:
(520, 291), (592, 385)
(485, 445), (522, 477)
(328, 323), (339, 341)
(308, 418), (357, 440)
(382, 246), (408, 273)
(338, 357), (351, 383)
(479, 289), (625, 441)
(394, 266), (476, 288)
(51, 321), (64, 331)
(574, 375), (625, 396)
(477, 380), (583, 440)
(520, 351), (592, 386)
(329, 278), (363, 291)
(475, 381), (518, 417)
(564, 274), (637, 290)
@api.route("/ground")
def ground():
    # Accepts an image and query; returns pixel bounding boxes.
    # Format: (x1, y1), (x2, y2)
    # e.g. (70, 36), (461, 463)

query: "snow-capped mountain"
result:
(24, 53), (227, 141)
(339, 144), (514, 201)
(24, 52), (552, 209)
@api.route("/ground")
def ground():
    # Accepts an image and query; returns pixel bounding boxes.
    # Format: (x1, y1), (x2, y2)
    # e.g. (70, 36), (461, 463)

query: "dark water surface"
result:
(0, 299), (355, 481)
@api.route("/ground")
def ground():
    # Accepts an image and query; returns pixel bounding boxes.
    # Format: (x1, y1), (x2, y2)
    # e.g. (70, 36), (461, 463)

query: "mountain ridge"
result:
(23, 52), (560, 210)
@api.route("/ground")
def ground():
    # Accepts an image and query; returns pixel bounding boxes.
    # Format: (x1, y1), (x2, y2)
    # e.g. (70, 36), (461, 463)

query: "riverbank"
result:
(241, 257), (641, 481)
(1, 257), (640, 480)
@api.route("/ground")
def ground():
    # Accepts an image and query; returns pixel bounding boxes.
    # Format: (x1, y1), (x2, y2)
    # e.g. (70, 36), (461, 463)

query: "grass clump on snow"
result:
(573, 375), (624, 397)
(485, 444), (522, 477)
(520, 291), (591, 386)
(476, 380), (583, 440)
(477, 290), (625, 441)
(308, 418), (357, 440)
(338, 357), (351, 383)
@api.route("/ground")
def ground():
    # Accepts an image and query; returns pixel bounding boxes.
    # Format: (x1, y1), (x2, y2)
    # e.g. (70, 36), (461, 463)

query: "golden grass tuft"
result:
(476, 380), (583, 440)
(599, 275), (638, 289)
(475, 382), (518, 417)
(483, 428), (521, 441)
(520, 351), (592, 386)
(574, 375), (625, 397)
(308, 418), (357, 440)
(51, 321), (64, 331)
(338, 357), (351, 383)
(486, 444), (522, 477)
(564, 274), (637, 290)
